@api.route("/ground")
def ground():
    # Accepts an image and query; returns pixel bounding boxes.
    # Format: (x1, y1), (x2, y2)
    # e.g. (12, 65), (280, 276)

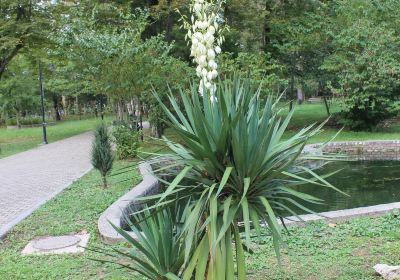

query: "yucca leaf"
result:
(165, 273), (181, 280)
(157, 166), (192, 204)
(216, 167), (233, 196)
(298, 166), (349, 196)
(182, 235), (207, 280)
(241, 197), (251, 246)
(234, 224), (246, 280)
(225, 227), (235, 280)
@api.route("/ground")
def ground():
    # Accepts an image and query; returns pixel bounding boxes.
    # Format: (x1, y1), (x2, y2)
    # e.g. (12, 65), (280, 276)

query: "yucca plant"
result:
(145, 77), (343, 279)
(92, 206), (187, 280)
(101, 78), (342, 280)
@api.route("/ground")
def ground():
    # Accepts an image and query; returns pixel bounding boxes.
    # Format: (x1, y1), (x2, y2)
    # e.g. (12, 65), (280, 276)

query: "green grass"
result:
(0, 117), (107, 159)
(281, 102), (341, 129)
(280, 102), (400, 143)
(246, 214), (400, 280)
(0, 160), (139, 280)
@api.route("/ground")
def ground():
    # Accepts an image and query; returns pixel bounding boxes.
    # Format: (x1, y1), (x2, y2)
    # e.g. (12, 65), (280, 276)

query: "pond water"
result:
(295, 160), (400, 213)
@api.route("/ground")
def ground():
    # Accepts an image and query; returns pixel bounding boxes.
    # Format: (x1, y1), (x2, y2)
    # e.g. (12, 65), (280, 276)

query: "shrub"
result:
(107, 206), (186, 279)
(104, 78), (341, 279)
(337, 96), (397, 131)
(6, 116), (42, 126)
(20, 116), (42, 125)
(322, 13), (400, 131)
(112, 124), (140, 159)
(5, 118), (17, 126)
(91, 123), (114, 188)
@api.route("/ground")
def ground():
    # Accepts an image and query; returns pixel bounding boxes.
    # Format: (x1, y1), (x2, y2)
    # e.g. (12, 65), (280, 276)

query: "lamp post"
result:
(39, 62), (48, 144)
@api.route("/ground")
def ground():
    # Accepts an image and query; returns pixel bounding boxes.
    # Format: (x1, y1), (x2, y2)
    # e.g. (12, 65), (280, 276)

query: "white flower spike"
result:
(183, 0), (226, 97)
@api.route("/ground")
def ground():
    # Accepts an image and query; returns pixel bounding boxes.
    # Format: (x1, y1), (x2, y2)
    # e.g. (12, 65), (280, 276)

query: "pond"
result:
(295, 160), (400, 213)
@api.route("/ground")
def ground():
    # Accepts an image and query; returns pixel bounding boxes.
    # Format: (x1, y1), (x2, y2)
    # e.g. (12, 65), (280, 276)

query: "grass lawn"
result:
(246, 214), (400, 280)
(282, 102), (341, 129)
(0, 160), (139, 280)
(282, 102), (400, 143)
(0, 117), (107, 159)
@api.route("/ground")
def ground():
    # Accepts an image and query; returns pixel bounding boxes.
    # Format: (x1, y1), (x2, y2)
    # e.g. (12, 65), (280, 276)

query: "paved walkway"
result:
(0, 132), (93, 238)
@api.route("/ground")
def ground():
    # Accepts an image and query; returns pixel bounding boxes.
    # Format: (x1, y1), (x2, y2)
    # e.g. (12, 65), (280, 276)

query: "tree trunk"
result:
(263, 0), (272, 50)
(102, 176), (107, 188)
(323, 96), (331, 116)
(75, 96), (80, 119)
(100, 96), (104, 120)
(0, 44), (23, 80)
(289, 71), (295, 111)
(297, 85), (303, 105)
(155, 122), (164, 138)
(53, 96), (61, 121)
(165, 0), (173, 42)
(117, 101), (124, 121)
(16, 112), (20, 128)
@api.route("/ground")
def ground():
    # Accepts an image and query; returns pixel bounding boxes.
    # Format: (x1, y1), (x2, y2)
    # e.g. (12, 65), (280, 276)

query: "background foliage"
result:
(2, 0), (400, 131)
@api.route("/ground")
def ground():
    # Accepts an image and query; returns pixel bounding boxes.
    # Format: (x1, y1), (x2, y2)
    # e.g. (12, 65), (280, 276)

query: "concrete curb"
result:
(282, 202), (400, 226)
(98, 162), (159, 244)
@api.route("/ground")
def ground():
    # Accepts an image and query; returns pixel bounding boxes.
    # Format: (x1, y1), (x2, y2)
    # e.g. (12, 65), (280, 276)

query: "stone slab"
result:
(21, 233), (90, 255)
(32, 235), (81, 250)
(374, 264), (400, 280)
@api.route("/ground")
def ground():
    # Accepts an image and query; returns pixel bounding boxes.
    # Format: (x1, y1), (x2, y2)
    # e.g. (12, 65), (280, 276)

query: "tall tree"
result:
(0, 0), (53, 79)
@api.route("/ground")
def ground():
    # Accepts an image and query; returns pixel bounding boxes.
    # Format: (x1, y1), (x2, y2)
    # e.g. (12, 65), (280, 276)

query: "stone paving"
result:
(0, 132), (93, 238)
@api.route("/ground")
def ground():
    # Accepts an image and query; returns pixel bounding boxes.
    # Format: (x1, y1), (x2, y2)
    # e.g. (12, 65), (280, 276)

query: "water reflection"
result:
(294, 161), (400, 213)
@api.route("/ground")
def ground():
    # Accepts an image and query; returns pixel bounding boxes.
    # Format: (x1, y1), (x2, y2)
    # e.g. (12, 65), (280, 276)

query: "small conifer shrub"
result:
(91, 123), (114, 188)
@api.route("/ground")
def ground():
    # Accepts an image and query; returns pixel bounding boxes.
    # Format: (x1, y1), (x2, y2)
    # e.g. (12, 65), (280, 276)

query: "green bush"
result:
(337, 96), (396, 131)
(322, 8), (400, 131)
(20, 116), (42, 125)
(91, 123), (114, 188)
(5, 118), (17, 126)
(112, 124), (140, 159)
(105, 78), (342, 279)
(6, 117), (42, 126)
(108, 205), (186, 279)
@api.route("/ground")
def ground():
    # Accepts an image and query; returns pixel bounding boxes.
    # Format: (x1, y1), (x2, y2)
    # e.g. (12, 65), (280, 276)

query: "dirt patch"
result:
(353, 246), (371, 258)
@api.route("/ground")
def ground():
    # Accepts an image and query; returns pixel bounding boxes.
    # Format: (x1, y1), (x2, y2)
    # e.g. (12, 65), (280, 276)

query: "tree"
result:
(0, 0), (52, 79)
(265, 0), (331, 104)
(52, 3), (148, 120)
(91, 123), (114, 188)
(322, 0), (400, 130)
(0, 55), (40, 123)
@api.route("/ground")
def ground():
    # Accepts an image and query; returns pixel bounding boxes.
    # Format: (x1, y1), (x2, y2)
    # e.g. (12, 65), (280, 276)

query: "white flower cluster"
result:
(187, 0), (223, 95)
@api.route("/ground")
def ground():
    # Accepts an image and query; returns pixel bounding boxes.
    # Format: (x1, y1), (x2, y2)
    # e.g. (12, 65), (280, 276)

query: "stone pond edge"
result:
(98, 162), (159, 244)
(98, 140), (400, 244)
